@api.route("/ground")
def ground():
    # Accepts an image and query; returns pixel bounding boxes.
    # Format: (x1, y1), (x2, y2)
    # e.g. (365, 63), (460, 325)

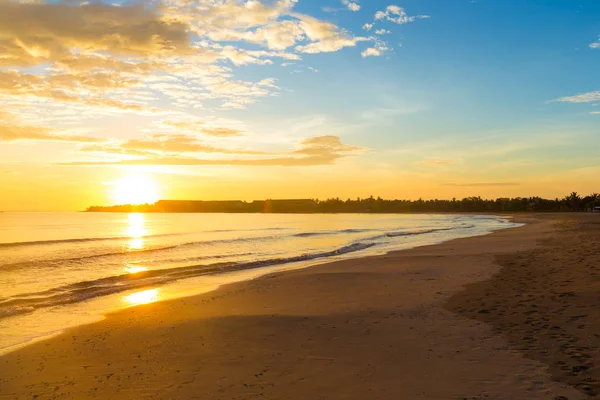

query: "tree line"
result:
(312, 192), (600, 213)
(86, 192), (600, 213)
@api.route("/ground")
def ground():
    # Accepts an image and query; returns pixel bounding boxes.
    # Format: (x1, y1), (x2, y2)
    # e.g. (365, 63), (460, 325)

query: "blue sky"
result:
(244, 0), (600, 171)
(246, 0), (600, 122)
(0, 0), (599, 210)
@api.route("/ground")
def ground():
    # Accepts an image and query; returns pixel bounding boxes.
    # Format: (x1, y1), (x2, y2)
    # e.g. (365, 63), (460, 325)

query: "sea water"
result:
(0, 212), (520, 354)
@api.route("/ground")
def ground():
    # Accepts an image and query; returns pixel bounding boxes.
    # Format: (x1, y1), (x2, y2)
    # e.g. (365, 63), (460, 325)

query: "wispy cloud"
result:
(293, 15), (369, 54)
(162, 120), (244, 137)
(0, 122), (104, 143)
(363, 4), (429, 34)
(418, 160), (454, 166)
(360, 104), (424, 121)
(81, 134), (262, 156)
(551, 91), (600, 103)
(64, 135), (365, 167)
(374, 5), (430, 25)
(442, 182), (520, 187)
(360, 5), (428, 56)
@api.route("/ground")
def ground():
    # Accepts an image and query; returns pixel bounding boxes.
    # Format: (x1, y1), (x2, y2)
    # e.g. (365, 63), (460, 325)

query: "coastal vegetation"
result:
(86, 192), (600, 213)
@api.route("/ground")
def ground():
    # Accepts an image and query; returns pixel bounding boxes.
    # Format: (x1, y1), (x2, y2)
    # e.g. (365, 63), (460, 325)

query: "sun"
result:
(111, 173), (160, 205)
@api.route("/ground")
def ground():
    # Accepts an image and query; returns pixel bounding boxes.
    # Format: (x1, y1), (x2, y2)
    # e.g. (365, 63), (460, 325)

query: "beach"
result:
(0, 214), (595, 399)
(447, 214), (600, 398)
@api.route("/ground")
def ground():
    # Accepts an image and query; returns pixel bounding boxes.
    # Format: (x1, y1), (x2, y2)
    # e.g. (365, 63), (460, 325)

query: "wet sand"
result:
(0, 215), (591, 399)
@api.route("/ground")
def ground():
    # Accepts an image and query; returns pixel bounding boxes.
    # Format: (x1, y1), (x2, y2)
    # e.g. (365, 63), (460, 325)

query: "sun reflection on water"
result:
(124, 265), (148, 274)
(126, 213), (147, 250)
(124, 289), (160, 306)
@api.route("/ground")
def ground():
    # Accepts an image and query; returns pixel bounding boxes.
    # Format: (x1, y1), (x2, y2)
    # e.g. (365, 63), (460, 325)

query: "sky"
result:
(0, 0), (599, 211)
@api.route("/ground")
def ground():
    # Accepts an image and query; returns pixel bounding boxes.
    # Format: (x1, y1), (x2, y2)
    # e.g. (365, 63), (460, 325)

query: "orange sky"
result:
(1, 0), (599, 211)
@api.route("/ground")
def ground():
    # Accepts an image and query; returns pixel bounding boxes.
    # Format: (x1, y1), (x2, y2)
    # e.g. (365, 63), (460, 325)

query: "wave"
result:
(0, 224), (476, 271)
(292, 228), (376, 238)
(0, 227), (290, 249)
(0, 236), (130, 248)
(0, 234), (283, 270)
(0, 242), (376, 318)
(365, 225), (475, 241)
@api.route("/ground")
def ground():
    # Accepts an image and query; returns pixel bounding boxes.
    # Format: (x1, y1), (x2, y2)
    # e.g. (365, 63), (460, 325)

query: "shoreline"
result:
(0, 214), (515, 356)
(0, 214), (588, 399)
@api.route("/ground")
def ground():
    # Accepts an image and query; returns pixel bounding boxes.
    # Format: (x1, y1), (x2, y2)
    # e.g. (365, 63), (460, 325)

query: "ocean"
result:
(0, 212), (520, 354)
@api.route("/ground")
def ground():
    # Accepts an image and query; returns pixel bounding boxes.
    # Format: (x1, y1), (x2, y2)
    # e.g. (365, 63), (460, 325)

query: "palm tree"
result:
(566, 192), (582, 211)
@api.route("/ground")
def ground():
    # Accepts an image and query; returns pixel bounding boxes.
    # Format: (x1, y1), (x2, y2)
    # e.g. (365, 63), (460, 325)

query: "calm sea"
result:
(0, 212), (519, 354)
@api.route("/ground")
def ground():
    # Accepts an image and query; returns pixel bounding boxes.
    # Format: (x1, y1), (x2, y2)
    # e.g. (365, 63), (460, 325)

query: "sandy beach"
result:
(447, 214), (600, 398)
(0, 214), (596, 399)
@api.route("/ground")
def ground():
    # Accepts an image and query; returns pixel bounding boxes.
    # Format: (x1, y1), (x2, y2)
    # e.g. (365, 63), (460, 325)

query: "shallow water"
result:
(0, 212), (519, 354)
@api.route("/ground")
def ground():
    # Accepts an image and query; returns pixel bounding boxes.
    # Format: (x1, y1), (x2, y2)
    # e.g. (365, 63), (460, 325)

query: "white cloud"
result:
(553, 91), (600, 103)
(590, 41), (600, 49)
(361, 42), (389, 58)
(362, 5), (428, 37)
(0, 0), (371, 125)
(342, 0), (360, 12)
(295, 15), (368, 54)
(362, 48), (382, 58)
(242, 20), (306, 50)
(297, 36), (367, 54)
(374, 5), (430, 25)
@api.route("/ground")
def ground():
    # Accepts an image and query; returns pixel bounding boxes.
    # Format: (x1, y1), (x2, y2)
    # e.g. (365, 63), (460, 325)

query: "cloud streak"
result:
(442, 182), (520, 187)
(0, 115), (105, 143)
(64, 135), (364, 167)
(81, 133), (263, 156)
(552, 91), (600, 103)
(418, 160), (454, 166)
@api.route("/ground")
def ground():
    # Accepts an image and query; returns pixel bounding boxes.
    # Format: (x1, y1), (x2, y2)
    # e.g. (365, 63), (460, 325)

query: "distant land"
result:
(86, 193), (600, 213)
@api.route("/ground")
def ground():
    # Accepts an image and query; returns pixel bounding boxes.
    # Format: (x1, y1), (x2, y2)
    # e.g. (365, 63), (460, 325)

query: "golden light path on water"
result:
(122, 213), (157, 305)
(124, 265), (148, 274)
(126, 213), (147, 250)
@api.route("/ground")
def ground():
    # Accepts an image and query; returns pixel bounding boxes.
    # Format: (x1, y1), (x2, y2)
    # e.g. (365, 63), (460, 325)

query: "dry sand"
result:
(447, 214), (600, 398)
(0, 214), (594, 399)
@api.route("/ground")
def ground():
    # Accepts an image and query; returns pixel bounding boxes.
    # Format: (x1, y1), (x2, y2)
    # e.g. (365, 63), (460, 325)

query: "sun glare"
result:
(111, 173), (160, 205)
(125, 265), (148, 274)
(126, 213), (147, 250)
(124, 289), (160, 306)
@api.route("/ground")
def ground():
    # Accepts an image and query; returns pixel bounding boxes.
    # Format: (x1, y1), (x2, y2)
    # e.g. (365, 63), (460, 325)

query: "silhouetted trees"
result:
(313, 194), (597, 213)
(86, 192), (600, 213)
